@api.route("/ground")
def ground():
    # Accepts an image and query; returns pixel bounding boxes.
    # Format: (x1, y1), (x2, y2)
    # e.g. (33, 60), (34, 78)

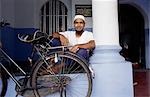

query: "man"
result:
(52, 15), (95, 61)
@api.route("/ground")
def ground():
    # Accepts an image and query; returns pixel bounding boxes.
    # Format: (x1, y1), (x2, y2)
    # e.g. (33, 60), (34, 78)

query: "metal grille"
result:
(40, 0), (67, 35)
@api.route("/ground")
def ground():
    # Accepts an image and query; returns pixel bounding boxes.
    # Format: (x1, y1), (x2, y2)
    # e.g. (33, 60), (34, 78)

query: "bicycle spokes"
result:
(31, 52), (92, 97)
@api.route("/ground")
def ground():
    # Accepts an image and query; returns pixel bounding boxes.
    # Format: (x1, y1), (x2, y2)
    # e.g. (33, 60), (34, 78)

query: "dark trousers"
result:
(49, 38), (90, 62)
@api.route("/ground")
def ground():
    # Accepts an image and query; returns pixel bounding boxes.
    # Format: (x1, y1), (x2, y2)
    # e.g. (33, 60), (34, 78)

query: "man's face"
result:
(74, 19), (85, 31)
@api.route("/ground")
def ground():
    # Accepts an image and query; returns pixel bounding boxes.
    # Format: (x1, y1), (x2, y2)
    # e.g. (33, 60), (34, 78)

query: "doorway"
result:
(119, 4), (145, 69)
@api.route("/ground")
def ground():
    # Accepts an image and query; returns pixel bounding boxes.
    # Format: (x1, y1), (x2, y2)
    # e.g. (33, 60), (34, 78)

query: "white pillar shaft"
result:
(92, 0), (119, 45)
(91, 0), (134, 97)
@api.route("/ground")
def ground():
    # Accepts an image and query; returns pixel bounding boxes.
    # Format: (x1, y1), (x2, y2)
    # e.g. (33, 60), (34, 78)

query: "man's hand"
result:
(52, 32), (69, 46)
(60, 35), (69, 46)
(69, 45), (79, 53)
(52, 32), (60, 38)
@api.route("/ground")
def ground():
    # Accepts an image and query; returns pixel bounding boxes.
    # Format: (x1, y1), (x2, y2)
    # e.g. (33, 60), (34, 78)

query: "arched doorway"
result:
(119, 4), (145, 69)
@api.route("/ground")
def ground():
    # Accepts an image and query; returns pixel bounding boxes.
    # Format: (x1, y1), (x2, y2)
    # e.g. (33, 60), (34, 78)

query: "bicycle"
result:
(0, 30), (93, 97)
(0, 67), (8, 96)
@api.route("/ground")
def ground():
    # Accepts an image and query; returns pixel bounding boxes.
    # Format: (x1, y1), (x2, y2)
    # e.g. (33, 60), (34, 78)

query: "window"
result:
(40, 0), (68, 34)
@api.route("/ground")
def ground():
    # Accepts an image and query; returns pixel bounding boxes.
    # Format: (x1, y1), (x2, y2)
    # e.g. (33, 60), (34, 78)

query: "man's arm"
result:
(70, 40), (95, 53)
(77, 40), (95, 50)
(52, 32), (69, 46)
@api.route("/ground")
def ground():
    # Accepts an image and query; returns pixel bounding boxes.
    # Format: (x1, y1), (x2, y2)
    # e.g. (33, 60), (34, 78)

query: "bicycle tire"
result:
(0, 69), (8, 97)
(31, 51), (92, 97)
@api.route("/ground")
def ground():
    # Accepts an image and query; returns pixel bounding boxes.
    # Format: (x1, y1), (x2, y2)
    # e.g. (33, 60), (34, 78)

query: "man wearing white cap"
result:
(52, 15), (95, 61)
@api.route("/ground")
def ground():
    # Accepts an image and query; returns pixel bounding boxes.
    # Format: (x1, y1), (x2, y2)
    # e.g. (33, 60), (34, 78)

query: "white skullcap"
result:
(73, 15), (85, 22)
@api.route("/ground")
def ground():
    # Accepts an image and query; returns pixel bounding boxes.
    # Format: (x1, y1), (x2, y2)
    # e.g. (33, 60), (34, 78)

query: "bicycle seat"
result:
(18, 30), (49, 44)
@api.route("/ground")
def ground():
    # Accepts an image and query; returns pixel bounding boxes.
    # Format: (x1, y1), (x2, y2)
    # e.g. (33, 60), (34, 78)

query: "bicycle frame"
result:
(0, 48), (27, 89)
(0, 42), (58, 89)
(1, 31), (94, 97)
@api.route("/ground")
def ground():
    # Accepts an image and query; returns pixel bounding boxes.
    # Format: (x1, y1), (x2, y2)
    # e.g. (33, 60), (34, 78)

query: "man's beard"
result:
(75, 29), (84, 33)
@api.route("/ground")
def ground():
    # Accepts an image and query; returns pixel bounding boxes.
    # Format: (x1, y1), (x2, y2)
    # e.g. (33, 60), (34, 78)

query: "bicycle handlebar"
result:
(18, 30), (49, 44)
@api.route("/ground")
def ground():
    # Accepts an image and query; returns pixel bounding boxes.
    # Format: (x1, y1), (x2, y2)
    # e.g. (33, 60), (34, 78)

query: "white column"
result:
(90, 0), (134, 97)
(93, 0), (119, 45)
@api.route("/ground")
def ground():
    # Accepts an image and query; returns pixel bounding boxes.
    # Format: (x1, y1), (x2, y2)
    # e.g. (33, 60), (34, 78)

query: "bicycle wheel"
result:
(31, 51), (92, 97)
(0, 69), (8, 97)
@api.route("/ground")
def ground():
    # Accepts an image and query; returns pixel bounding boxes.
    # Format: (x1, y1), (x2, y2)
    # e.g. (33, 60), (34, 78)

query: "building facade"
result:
(0, 0), (150, 96)
(0, 0), (150, 69)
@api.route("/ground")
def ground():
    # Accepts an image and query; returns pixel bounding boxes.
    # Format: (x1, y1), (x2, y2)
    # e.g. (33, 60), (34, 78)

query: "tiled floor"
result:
(1, 69), (150, 97)
(134, 69), (150, 97)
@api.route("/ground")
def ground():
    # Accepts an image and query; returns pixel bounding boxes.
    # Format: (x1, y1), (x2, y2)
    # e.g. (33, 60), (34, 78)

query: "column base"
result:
(90, 45), (134, 97)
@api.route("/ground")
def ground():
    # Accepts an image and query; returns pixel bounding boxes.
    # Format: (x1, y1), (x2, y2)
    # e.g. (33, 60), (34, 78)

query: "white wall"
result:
(59, 0), (72, 29)
(0, 0), (93, 29)
(1, 0), (15, 27)
(28, 0), (48, 28)
(0, 0), (148, 30)
(119, 0), (149, 28)
(0, 0), (2, 20)
(0, 0), (2, 39)
(14, 0), (37, 28)
(72, 0), (92, 29)
(13, 0), (72, 29)
(33, 0), (72, 29)
(34, 0), (93, 29)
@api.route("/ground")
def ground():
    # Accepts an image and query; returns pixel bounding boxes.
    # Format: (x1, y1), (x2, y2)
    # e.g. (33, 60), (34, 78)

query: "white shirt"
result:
(59, 31), (94, 46)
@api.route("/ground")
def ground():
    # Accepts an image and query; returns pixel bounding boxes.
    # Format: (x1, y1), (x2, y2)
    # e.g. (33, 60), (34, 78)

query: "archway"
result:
(119, 4), (145, 69)
(40, 0), (68, 34)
